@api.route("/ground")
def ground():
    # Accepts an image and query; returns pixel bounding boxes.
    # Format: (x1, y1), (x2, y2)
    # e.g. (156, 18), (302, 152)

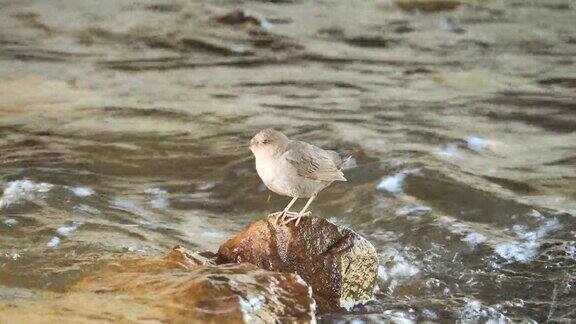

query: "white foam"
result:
(389, 262), (420, 279)
(0, 180), (53, 209)
(436, 143), (459, 158)
(494, 218), (560, 263)
(495, 240), (537, 262)
(126, 246), (148, 253)
(71, 187), (94, 197)
(112, 199), (144, 214)
(260, 18), (272, 30)
(378, 249), (420, 293)
(377, 170), (417, 193)
(201, 230), (226, 238)
(327, 217), (348, 227)
(439, 17), (457, 31)
(465, 136), (489, 150)
(381, 310), (417, 324)
(150, 197), (169, 209)
(56, 222), (82, 236)
(146, 188), (170, 209)
(145, 188), (168, 195)
(526, 209), (544, 219)
(567, 245), (576, 260)
(462, 232), (487, 247)
(458, 299), (511, 323)
(112, 199), (136, 209)
(46, 236), (60, 248)
(534, 218), (560, 238)
(437, 216), (489, 248)
(240, 295), (265, 311)
(340, 298), (368, 312)
(341, 156), (357, 170)
(377, 173), (405, 193)
(378, 265), (389, 281)
(396, 204), (431, 216)
(422, 308), (438, 320)
(240, 295), (265, 322)
(3, 218), (18, 226)
(230, 44), (248, 54)
(197, 182), (216, 191)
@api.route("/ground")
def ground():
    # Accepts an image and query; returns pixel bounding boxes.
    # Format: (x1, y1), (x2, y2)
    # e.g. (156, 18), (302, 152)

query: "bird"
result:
(248, 129), (347, 226)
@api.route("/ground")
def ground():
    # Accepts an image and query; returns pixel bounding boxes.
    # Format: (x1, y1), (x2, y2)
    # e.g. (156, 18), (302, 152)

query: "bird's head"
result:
(248, 129), (289, 158)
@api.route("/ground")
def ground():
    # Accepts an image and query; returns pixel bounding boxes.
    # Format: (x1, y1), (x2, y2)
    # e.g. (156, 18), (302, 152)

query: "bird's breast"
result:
(255, 158), (277, 186)
(255, 156), (323, 198)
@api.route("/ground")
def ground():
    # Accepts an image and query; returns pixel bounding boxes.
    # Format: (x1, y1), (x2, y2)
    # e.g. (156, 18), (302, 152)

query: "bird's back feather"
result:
(283, 140), (347, 182)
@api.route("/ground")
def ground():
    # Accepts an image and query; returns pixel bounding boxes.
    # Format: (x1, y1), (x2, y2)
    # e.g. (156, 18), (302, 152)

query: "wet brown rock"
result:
(74, 247), (316, 323)
(538, 77), (576, 89)
(395, 0), (461, 12)
(165, 245), (217, 268)
(218, 216), (379, 313)
(214, 9), (267, 27)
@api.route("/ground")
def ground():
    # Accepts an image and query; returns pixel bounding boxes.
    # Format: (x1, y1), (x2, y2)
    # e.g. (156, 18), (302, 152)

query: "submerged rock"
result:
(218, 216), (379, 313)
(74, 246), (315, 323)
(394, 0), (461, 12)
(213, 9), (271, 30)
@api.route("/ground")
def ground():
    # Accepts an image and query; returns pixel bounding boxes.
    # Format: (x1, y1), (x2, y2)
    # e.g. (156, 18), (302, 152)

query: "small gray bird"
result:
(248, 129), (347, 226)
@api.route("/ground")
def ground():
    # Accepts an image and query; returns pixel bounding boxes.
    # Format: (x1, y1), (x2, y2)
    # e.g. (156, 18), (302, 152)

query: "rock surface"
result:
(74, 246), (316, 323)
(217, 216), (379, 313)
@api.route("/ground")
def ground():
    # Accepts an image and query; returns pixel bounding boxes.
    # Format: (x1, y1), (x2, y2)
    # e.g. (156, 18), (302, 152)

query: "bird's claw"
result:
(282, 211), (311, 227)
(268, 211), (283, 225)
(269, 211), (299, 225)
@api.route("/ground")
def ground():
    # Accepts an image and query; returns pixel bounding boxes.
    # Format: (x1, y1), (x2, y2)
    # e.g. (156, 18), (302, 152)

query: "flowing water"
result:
(0, 0), (575, 322)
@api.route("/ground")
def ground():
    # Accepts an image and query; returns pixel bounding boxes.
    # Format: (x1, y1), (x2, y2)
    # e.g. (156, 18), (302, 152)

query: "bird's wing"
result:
(284, 141), (347, 182)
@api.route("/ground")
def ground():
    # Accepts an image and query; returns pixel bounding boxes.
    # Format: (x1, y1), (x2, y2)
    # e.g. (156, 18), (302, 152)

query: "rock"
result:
(538, 77), (576, 89)
(217, 216), (379, 313)
(165, 245), (217, 268)
(394, 0), (461, 12)
(74, 246), (316, 323)
(213, 9), (270, 29)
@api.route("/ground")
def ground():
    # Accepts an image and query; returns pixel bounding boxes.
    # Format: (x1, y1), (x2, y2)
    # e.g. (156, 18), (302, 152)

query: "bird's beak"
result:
(246, 139), (253, 148)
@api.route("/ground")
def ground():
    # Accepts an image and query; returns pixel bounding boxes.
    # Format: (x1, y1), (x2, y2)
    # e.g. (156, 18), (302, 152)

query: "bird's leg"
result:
(270, 197), (298, 225)
(284, 194), (316, 227)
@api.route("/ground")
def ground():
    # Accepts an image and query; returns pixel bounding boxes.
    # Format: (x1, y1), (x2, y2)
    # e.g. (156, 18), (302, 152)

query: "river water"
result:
(0, 0), (575, 322)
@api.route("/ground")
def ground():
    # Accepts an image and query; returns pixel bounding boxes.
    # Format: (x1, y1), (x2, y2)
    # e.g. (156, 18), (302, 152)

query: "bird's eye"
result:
(262, 139), (271, 144)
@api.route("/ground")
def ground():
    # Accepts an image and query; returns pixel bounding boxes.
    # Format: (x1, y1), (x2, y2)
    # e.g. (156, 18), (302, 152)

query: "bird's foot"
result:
(269, 211), (299, 225)
(268, 211), (283, 225)
(282, 211), (312, 227)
